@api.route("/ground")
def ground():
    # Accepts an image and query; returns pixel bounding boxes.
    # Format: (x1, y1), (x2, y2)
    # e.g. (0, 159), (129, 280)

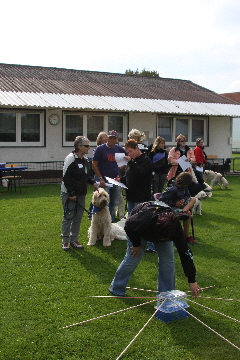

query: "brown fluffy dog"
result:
(87, 188), (114, 247)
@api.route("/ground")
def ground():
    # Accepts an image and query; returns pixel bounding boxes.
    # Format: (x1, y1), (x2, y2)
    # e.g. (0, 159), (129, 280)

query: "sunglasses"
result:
(179, 140), (186, 142)
(82, 145), (90, 148)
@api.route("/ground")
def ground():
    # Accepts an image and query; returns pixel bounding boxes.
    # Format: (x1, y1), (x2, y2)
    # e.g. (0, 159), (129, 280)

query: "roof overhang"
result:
(1, 91), (240, 116)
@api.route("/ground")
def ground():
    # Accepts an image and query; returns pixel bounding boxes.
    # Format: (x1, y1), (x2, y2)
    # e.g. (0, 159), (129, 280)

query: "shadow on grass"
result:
(64, 240), (127, 285)
(166, 304), (240, 360)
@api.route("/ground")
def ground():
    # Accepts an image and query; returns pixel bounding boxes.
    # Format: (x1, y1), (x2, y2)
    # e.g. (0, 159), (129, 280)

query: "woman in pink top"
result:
(167, 134), (195, 181)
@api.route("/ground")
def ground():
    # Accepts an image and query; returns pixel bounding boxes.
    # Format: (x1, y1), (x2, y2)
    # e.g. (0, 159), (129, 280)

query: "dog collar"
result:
(91, 206), (102, 214)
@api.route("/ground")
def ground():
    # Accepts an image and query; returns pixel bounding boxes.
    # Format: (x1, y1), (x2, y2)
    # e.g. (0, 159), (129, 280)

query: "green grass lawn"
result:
(1, 178), (240, 360)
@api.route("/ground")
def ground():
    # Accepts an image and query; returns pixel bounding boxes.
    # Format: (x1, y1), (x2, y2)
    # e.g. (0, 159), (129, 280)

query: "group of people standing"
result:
(60, 129), (207, 298)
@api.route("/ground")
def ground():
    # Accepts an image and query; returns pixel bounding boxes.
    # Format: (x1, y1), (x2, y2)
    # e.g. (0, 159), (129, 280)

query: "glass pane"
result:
(108, 116), (123, 141)
(176, 119), (188, 141)
(0, 113), (16, 142)
(87, 115), (104, 141)
(157, 117), (173, 142)
(192, 119), (204, 142)
(21, 113), (40, 142)
(65, 115), (83, 142)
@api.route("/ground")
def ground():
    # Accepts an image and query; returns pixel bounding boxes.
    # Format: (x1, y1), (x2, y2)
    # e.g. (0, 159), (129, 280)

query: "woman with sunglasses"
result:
(167, 134), (195, 181)
(61, 136), (98, 251)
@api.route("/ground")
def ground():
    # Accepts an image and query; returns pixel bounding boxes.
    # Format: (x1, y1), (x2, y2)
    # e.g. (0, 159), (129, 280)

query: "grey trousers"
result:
(61, 192), (86, 244)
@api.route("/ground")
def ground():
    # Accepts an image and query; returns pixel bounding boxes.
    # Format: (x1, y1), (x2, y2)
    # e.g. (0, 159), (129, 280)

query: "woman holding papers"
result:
(119, 139), (152, 215)
(167, 134), (195, 181)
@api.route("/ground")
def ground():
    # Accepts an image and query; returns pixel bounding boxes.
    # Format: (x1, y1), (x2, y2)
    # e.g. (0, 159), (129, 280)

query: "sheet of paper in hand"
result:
(115, 153), (128, 167)
(177, 155), (192, 171)
(105, 177), (128, 189)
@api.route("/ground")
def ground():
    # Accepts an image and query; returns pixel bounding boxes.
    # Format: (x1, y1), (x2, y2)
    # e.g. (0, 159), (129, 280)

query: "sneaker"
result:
(88, 214), (92, 220)
(187, 236), (198, 245)
(70, 241), (84, 249)
(62, 242), (70, 251)
(109, 290), (126, 297)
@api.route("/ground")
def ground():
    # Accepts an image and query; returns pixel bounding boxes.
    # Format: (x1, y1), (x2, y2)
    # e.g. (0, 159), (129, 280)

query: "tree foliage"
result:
(125, 68), (159, 77)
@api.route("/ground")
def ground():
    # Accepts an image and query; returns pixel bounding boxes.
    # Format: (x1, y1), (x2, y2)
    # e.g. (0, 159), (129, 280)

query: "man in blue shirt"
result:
(92, 130), (127, 222)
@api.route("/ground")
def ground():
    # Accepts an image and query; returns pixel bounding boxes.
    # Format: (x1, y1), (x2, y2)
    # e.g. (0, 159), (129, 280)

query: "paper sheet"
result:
(115, 153), (128, 167)
(105, 177), (128, 189)
(96, 181), (113, 187)
(196, 166), (203, 172)
(177, 155), (192, 171)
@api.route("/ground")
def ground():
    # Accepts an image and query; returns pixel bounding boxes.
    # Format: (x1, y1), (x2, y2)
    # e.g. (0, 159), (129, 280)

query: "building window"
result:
(21, 113), (41, 142)
(175, 118), (189, 141)
(87, 115), (104, 141)
(65, 114), (83, 142)
(63, 112), (127, 146)
(191, 119), (204, 142)
(108, 115), (124, 141)
(157, 117), (173, 142)
(158, 115), (208, 145)
(0, 111), (44, 146)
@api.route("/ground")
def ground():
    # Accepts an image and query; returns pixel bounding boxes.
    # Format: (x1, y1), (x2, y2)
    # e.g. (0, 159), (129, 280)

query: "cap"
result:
(108, 130), (118, 137)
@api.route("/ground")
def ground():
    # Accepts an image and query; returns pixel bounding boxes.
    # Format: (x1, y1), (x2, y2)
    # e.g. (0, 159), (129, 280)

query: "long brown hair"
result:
(152, 136), (165, 152)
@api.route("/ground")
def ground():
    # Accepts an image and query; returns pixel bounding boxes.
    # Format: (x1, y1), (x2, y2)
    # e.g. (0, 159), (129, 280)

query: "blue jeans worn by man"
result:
(104, 184), (121, 223)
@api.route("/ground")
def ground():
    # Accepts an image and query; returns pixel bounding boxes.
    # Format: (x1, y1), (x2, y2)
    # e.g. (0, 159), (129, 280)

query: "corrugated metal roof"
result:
(0, 63), (237, 105)
(1, 91), (240, 116)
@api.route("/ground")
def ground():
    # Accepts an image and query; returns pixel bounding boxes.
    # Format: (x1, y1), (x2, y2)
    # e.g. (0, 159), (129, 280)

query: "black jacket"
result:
(159, 185), (190, 208)
(124, 201), (196, 283)
(121, 153), (152, 202)
(62, 152), (94, 197)
(149, 149), (169, 174)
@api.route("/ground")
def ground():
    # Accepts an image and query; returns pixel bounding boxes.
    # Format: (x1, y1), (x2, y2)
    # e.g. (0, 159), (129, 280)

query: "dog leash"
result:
(64, 188), (100, 220)
(64, 198), (91, 220)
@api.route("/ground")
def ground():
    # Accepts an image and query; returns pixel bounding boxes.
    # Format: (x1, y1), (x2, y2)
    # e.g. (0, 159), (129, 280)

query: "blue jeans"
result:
(109, 237), (175, 296)
(104, 184), (121, 222)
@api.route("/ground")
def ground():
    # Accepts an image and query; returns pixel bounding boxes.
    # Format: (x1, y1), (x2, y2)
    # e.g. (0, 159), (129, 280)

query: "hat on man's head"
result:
(108, 130), (118, 137)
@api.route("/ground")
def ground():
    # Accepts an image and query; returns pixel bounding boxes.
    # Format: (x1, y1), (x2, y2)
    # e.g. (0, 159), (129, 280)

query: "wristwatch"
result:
(99, 177), (103, 181)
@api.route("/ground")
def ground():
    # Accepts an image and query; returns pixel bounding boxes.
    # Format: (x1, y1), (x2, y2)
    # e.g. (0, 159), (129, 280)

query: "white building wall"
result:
(232, 118), (240, 149)
(205, 116), (232, 159)
(0, 111), (233, 163)
(0, 109), (68, 163)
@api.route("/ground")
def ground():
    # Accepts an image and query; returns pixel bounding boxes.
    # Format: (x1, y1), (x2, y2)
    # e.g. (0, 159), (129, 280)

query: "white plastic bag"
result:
(2, 179), (9, 187)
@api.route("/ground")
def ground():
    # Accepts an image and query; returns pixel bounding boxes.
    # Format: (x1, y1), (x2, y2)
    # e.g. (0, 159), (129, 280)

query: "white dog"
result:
(203, 182), (212, 197)
(204, 170), (223, 189)
(192, 190), (208, 215)
(111, 217), (127, 240)
(87, 188), (114, 247)
(219, 176), (229, 189)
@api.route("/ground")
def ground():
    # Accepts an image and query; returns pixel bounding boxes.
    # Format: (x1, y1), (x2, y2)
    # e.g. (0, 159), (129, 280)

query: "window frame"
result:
(62, 111), (128, 146)
(157, 115), (208, 146)
(0, 109), (45, 147)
